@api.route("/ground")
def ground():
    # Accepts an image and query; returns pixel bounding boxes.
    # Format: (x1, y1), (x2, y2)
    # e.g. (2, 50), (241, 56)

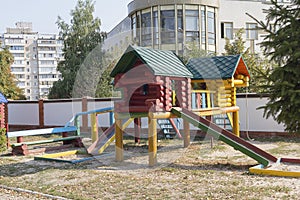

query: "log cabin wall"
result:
(114, 59), (176, 113)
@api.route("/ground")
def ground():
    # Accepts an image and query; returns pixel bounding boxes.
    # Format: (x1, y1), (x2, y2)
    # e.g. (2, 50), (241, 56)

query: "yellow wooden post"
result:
(148, 113), (157, 166)
(233, 111), (240, 137)
(115, 118), (124, 161)
(183, 120), (190, 148)
(206, 92), (211, 108)
(91, 113), (98, 142)
(231, 87), (240, 137)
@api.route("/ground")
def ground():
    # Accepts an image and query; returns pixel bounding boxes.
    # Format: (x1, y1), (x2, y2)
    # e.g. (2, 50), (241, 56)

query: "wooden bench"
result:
(7, 126), (83, 155)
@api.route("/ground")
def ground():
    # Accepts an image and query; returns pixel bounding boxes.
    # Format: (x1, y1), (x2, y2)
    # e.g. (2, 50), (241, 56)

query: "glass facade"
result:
(130, 3), (217, 55)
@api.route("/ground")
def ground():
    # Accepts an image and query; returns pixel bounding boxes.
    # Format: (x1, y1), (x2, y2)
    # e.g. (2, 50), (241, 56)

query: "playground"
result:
(1, 45), (300, 198)
(1, 137), (300, 199)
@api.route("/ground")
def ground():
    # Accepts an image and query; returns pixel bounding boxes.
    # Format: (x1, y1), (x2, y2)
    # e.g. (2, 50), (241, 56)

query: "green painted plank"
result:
(116, 112), (149, 119)
(11, 136), (81, 147)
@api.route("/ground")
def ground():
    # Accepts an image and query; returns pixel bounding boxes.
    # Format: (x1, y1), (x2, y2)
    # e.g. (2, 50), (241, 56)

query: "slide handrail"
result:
(65, 107), (114, 127)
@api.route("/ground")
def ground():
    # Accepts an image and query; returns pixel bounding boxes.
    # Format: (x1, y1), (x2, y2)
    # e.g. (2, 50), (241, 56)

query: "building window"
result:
(12, 53), (24, 57)
(185, 10), (199, 42)
(17, 82), (25, 87)
(201, 10), (206, 44)
(13, 60), (23, 65)
(9, 46), (24, 51)
(11, 67), (25, 72)
(207, 11), (215, 45)
(161, 10), (175, 44)
(221, 22), (233, 39)
(246, 23), (258, 40)
(141, 11), (152, 46)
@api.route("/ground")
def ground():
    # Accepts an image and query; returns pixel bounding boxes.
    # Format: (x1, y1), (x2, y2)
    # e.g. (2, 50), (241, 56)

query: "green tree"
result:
(183, 41), (215, 62)
(223, 29), (272, 93)
(0, 117), (6, 153)
(0, 43), (25, 100)
(95, 59), (115, 97)
(248, 0), (300, 133)
(49, 0), (107, 99)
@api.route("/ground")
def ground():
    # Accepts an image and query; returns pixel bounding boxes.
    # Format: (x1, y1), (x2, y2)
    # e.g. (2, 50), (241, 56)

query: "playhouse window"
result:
(142, 84), (149, 95)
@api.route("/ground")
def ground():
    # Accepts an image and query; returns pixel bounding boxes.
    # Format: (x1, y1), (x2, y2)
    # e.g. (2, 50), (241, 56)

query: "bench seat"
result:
(7, 126), (82, 155)
(11, 136), (82, 147)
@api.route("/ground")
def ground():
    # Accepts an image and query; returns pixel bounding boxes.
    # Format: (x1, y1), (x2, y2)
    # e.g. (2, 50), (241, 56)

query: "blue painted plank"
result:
(202, 93), (206, 108)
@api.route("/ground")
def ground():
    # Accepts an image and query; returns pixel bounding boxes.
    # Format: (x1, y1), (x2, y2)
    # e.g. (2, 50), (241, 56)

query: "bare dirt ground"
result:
(1, 136), (300, 200)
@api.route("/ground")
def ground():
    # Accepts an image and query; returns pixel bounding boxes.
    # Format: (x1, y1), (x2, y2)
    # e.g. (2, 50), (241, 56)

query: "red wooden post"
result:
(134, 118), (141, 144)
(4, 103), (8, 131)
(39, 99), (44, 128)
(0, 103), (4, 128)
(17, 136), (23, 143)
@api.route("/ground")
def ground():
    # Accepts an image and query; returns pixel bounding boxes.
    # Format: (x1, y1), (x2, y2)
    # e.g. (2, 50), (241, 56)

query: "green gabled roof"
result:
(110, 45), (193, 78)
(186, 55), (250, 80)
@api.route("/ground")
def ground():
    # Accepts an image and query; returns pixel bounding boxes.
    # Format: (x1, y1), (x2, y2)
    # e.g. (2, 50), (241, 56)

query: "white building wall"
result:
(218, 0), (291, 55)
(218, 0), (269, 54)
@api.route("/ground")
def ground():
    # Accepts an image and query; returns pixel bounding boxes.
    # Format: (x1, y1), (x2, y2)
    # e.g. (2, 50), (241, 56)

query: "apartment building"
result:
(0, 22), (63, 100)
(104, 0), (291, 57)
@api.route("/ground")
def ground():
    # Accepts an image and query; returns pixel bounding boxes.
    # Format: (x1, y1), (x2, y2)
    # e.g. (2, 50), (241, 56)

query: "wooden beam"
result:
(148, 114), (157, 166)
(183, 120), (190, 148)
(115, 119), (124, 162)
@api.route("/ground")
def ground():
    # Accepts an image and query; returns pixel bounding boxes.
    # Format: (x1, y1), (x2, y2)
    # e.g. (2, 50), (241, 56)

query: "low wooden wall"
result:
(6, 95), (292, 137)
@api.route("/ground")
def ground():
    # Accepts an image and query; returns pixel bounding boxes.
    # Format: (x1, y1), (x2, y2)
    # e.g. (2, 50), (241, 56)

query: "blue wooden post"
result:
(192, 92), (196, 109)
(109, 111), (114, 126)
(202, 93), (206, 108)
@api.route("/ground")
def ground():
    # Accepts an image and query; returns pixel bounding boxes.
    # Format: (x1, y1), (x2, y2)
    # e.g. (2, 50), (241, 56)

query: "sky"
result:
(0, 0), (132, 34)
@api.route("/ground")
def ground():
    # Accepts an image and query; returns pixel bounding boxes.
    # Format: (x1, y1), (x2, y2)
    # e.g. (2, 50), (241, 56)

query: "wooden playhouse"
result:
(110, 45), (250, 166)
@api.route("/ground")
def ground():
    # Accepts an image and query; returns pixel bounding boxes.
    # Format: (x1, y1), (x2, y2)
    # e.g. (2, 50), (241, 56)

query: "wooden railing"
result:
(191, 90), (216, 110)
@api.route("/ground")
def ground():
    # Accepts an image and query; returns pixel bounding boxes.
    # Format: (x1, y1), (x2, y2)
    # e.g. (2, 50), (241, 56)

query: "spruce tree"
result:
(248, 0), (300, 133)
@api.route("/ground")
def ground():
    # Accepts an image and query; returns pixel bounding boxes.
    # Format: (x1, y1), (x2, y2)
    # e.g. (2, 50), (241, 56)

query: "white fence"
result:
(7, 96), (285, 132)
